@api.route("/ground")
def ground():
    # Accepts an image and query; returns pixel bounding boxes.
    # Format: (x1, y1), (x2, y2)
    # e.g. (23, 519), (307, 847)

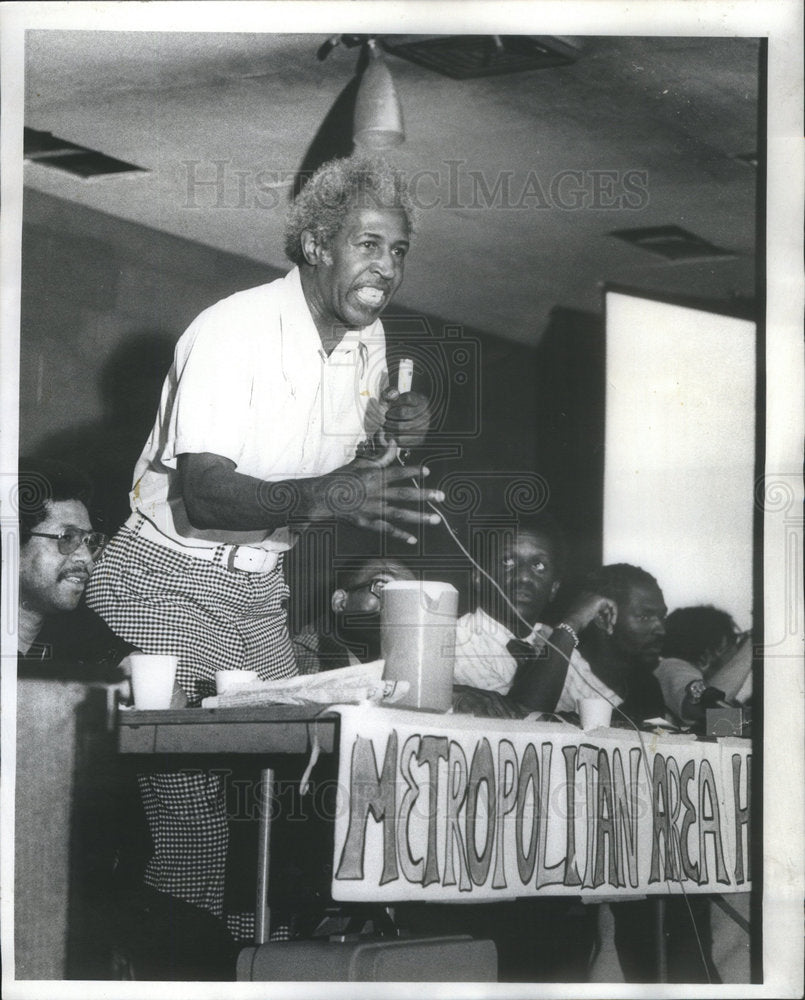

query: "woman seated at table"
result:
(654, 605), (749, 726)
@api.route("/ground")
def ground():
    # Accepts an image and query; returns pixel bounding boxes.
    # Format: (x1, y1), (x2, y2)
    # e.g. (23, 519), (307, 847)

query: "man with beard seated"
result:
(575, 563), (669, 727)
(17, 457), (127, 677)
(575, 563), (721, 984)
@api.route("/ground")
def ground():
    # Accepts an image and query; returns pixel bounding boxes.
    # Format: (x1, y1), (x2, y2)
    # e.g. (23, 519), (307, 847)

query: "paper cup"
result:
(578, 697), (613, 730)
(129, 653), (178, 710)
(216, 669), (259, 695)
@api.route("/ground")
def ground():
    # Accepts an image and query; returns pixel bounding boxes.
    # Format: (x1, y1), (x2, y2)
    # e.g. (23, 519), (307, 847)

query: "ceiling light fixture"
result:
(609, 225), (736, 261)
(352, 38), (405, 150)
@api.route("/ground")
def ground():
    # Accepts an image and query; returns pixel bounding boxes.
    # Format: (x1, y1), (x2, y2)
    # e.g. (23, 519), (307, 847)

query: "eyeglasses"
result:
(368, 578), (390, 599)
(28, 528), (107, 558)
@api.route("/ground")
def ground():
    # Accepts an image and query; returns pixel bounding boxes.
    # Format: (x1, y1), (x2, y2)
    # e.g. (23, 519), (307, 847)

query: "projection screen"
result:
(603, 289), (756, 630)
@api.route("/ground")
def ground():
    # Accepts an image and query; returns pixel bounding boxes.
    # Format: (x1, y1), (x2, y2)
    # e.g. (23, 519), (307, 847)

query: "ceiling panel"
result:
(23, 31), (760, 343)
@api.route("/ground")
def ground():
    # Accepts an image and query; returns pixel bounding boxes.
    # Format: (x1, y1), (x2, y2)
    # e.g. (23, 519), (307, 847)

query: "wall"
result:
(603, 290), (756, 629)
(20, 189), (280, 531)
(19, 190), (605, 618)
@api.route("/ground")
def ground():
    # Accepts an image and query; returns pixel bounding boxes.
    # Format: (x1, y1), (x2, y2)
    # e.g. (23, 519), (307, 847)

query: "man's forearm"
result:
(509, 631), (575, 711)
(179, 454), (321, 532)
(178, 447), (441, 544)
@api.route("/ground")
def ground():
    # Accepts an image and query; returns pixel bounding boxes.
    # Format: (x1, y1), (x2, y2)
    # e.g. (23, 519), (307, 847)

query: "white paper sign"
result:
(332, 707), (751, 902)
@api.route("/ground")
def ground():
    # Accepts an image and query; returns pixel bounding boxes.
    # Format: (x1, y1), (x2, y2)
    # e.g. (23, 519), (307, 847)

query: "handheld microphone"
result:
(396, 359), (414, 464)
(397, 358), (414, 394)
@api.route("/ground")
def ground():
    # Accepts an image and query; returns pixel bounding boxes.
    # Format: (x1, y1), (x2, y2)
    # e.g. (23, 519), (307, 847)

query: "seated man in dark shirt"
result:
(16, 459), (136, 979)
(17, 458), (236, 979)
(576, 563), (668, 726)
(17, 457), (129, 677)
(574, 563), (719, 983)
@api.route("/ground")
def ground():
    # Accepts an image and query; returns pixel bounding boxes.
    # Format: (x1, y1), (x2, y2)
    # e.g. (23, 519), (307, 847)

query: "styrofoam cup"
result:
(578, 697), (613, 730)
(216, 669), (259, 695)
(129, 653), (178, 710)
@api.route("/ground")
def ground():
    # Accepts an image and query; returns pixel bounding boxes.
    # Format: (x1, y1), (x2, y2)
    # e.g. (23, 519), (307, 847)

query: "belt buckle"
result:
(229, 546), (277, 574)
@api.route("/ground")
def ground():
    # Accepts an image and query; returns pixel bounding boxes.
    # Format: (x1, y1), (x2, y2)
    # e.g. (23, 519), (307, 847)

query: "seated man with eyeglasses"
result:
(292, 556), (415, 673)
(17, 457), (130, 677)
(16, 457), (138, 979)
(17, 458), (241, 979)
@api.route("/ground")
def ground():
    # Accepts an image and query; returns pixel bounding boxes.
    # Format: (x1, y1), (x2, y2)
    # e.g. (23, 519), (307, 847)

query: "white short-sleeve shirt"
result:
(454, 607), (622, 712)
(131, 267), (387, 548)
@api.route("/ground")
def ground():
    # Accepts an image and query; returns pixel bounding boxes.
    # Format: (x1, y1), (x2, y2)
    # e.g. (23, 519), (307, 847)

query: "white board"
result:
(603, 290), (756, 630)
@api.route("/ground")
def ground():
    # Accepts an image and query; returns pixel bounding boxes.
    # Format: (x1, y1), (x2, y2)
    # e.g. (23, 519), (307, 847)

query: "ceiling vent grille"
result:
(384, 36), (577, 79)
(24, 127), (147, 179)
(609, 225), (736, 261)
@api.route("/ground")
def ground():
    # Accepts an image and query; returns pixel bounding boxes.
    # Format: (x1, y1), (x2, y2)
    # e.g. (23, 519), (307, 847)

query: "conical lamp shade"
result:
(353, 42), (405, 150)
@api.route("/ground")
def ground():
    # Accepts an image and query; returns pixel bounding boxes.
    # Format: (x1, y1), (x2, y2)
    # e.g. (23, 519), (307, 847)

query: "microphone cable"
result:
(406, 458), (713, 982)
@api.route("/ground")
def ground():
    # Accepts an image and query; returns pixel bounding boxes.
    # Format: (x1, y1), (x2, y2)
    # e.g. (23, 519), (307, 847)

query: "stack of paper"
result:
(201, 660), (409, 709)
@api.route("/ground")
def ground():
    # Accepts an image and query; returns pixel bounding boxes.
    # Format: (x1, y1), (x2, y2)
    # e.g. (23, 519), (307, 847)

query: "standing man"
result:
(86, 154), (442, 958)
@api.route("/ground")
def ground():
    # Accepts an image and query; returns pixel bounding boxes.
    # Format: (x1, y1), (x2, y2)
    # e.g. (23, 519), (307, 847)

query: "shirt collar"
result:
(284, 266), (380, 360)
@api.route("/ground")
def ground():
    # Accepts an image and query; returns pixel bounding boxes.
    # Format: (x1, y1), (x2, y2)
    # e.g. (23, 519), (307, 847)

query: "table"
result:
(118, 704), (337, 944)
(117, 703), (338, 755)
(118, 706), (752, 980)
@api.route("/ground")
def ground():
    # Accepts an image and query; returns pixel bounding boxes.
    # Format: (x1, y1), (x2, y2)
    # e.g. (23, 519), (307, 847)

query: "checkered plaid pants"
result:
(87, 522), (297, 930)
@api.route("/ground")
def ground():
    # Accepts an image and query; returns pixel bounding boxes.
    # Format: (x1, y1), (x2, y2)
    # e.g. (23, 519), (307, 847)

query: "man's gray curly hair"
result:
(284, 154), (416, 265)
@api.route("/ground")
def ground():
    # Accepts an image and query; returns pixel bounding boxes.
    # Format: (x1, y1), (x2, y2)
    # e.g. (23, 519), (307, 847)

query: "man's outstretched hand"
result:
(178, 447), (444, 544)
(311, 440), (444, 545)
